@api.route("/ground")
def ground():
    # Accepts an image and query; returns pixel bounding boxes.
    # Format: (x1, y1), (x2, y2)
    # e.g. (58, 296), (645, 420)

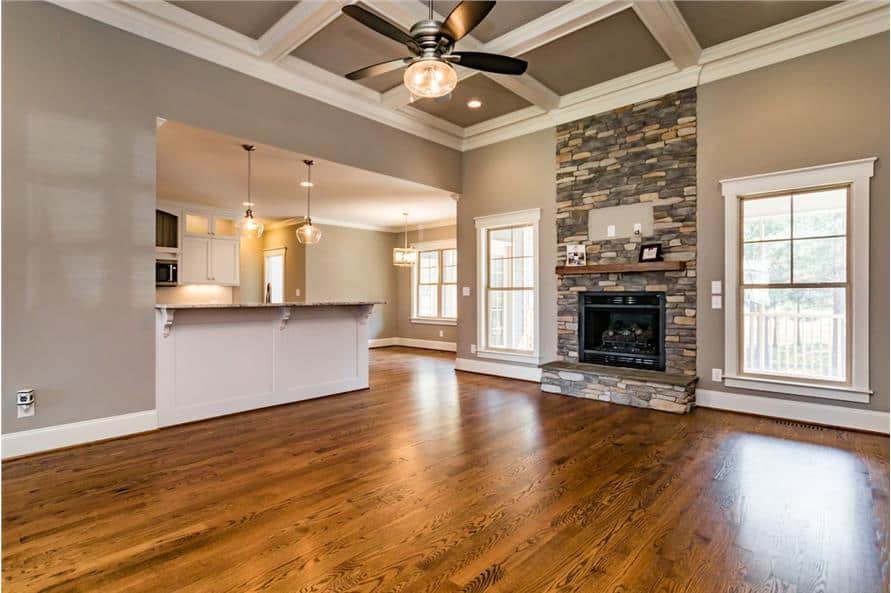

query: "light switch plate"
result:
(711, 295), (722, 309)
(711, 368), (723, 382)
(295, 289), (301, 297)
(462, 287), (471, 297)
(470, 344), (477, 354)
(607, 224), (616, 237)
(711, 280), (722, 295)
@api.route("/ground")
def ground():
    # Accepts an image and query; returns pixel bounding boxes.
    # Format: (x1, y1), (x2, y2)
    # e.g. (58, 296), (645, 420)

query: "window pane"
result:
(441, 285), (456, 319)
(743, 241), (790, 284)
(487, 289), (534, 352)
(743, 196), (791, 241)
(419, 251), (438, 284)
(489, 228), (514, 259)
(743, 287), (846, 382)
(794, 237), (846, 283)
(511, 257), (534, 288)
(793, 188), (846, 238)
(418, 285), (437, 317)
(442, 249), (457, 283)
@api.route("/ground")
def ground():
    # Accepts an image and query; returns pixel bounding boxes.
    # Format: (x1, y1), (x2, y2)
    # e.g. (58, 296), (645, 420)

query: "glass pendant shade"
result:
(296, 220), (322, 245)
(404, 59), (457, 99)
(393, 247), (418, 267)
(241, 207), (264, 238)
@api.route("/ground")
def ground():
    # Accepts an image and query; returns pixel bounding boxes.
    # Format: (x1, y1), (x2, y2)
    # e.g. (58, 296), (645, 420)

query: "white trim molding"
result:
(1, 410), (159, 459)
(720, 158), (876, 403)
(696, 389), (889, 434)
(475, 208), (542, 365)
(455, 357), (542, 383)
(368, 337), (457, 352)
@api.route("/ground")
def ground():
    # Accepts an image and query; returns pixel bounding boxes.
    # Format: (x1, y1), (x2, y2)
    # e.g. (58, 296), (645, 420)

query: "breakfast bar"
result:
(155, 302), (381, 427)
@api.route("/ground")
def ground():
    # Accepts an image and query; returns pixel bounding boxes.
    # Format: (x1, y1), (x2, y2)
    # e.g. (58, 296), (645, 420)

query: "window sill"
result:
(723, 375), (872, 404)
(410, 318), (456, 326)
(476, 349), (540, 364)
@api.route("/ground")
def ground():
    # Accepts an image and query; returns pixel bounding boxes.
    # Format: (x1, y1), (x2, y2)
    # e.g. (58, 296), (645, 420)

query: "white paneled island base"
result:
(155, 302), (380, 427)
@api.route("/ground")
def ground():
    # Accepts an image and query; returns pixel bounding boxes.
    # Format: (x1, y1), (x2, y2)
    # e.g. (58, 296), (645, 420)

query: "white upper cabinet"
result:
(184, 209), (238, 238)
(211, 238), (239, 285)
(181, 236), (211, 283)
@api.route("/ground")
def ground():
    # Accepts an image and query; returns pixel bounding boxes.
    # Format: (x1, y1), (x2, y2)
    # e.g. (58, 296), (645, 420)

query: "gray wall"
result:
(697, 33), (890, 412)
(304, 225), (399, 340)
(458, 129), (558, 366)
(1, 2), (459, 434)
(396, 225), (458, 343)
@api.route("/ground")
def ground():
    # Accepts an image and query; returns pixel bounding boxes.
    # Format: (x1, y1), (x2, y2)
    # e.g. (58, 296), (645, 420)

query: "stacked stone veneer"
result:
(546, 88), (698, 413)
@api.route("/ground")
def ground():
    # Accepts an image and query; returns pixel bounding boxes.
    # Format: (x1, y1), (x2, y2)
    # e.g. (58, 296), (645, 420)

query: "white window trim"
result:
(410, 239), (457, 325)
(475, 208), (541, 364)
(720, 158), (875, 403)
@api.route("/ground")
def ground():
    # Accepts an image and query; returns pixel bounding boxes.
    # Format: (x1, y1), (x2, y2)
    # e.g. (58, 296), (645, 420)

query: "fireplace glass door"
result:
(579, 292), (666, 371)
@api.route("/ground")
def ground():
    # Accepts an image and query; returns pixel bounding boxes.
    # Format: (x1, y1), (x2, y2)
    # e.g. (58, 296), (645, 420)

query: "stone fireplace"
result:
(540, 88), (699, 414)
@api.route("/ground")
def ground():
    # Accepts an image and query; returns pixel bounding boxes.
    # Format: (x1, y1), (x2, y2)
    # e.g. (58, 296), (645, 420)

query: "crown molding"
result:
(50, 0), (890, 154)
(50, 0), (465, 150)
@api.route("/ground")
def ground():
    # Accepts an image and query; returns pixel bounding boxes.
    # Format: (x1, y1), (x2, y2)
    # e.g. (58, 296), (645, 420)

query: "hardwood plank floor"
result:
(3, 347), (888, 593)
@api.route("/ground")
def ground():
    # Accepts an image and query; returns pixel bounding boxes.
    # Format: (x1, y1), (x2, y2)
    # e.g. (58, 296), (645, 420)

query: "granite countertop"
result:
(155, 301), (384, 310)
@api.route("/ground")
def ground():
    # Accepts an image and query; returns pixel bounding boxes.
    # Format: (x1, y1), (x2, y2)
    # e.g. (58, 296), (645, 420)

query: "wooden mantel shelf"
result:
(555, 261), (685, 275)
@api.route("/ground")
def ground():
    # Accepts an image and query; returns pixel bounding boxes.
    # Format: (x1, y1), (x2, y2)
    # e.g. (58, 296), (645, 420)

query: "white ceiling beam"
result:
(631, 1), (700, 68)
(257, 1), (348, 62)
(483, 0), (631, 57)
(364, 0), (559, 110)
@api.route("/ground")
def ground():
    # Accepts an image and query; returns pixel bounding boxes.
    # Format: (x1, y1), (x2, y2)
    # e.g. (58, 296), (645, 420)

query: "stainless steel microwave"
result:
(156, 259), (178, 286)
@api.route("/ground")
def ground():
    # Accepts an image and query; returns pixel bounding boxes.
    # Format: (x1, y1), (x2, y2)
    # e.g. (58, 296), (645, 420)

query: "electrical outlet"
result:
(470, 344), (477, 354)
(607, 224), (616, 237)
(711, 280), (722, 295)
(711, 295), (722, 309)
(711, 368), (723, 382)
(18, 404), (35, 418)
(16, 389), (35, 418)
(633, 223), (642, 236)
(438, 330), (444, 337)
(462, 287), (471, 297)
(295, 289), (301, 297)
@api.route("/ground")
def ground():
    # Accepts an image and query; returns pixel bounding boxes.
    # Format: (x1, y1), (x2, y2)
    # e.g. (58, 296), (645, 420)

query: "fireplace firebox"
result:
(578, 292), (666, 371)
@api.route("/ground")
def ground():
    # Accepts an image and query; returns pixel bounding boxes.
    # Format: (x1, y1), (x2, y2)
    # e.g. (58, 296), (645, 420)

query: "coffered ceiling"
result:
(55, 0), (889, 150)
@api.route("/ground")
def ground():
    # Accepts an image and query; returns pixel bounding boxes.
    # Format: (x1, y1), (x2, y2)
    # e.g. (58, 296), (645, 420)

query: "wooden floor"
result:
(3, 347), (888, 593)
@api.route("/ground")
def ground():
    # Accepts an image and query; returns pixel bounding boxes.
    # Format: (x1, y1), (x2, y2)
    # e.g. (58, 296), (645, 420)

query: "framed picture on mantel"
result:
(638, 243), (664, 262)
(566, 244), (586, 267)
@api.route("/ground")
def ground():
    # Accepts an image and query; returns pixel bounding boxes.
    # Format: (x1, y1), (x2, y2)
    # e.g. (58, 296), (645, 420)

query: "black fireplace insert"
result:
(578, 292), (666, 371)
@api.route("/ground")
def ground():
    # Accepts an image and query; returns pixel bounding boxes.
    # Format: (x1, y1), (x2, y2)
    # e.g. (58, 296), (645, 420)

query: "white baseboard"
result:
(369, 337), (456, 352)
(696, 388), (889, 434)
(455, 357), (542, 382)
(2, 410), (159, 459)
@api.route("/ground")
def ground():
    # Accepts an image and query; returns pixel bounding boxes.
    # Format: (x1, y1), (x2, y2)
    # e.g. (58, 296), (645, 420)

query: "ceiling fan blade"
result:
(346, 58), (411, 80)
(342, 4), (415, 47)
(449, 52), (527, 75)
(441, 1), (495, 42)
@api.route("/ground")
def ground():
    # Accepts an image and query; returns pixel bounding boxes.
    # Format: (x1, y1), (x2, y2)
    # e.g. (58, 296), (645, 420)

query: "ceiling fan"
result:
(342, 1), (527, 99)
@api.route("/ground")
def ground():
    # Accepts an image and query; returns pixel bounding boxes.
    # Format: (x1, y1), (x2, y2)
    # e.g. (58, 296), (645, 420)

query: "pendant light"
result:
(393, 212), (418, 267)
(240, 144), (264, 238)
(296, 159), (322, 245)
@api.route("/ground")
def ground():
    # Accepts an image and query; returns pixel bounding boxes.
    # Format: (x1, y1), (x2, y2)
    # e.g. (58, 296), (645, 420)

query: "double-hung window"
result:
(475, 209), (540, 362)
(412, 240), (457, 323)
(721, 159), (874, 402)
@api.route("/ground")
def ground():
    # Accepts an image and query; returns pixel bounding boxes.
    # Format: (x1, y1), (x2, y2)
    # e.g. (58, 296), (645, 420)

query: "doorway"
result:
(264, 248), (285, 303)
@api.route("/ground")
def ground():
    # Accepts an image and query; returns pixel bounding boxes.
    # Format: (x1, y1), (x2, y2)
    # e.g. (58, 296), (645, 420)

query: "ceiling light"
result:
(393, 212), (418, 267)
(404, 59), (457, 99)
(240, 145), (263, 239)
(296, 159), (322, 245)
(467, 98), (482, 109)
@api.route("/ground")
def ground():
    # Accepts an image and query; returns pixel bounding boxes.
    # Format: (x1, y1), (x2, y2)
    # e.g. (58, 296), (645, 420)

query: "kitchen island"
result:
(155, 302), (381, 427)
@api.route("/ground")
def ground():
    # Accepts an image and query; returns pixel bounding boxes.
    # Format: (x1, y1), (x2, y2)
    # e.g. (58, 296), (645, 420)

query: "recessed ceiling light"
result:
(300, 181), (314, 187)
(467, 98), (482, 109)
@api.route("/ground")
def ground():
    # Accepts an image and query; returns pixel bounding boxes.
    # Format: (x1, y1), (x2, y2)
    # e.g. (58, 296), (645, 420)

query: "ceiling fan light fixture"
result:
(404, 59), (457, 99)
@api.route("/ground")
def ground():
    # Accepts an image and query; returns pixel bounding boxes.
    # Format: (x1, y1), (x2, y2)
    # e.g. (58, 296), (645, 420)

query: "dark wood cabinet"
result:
(156, 209), (179, 249)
